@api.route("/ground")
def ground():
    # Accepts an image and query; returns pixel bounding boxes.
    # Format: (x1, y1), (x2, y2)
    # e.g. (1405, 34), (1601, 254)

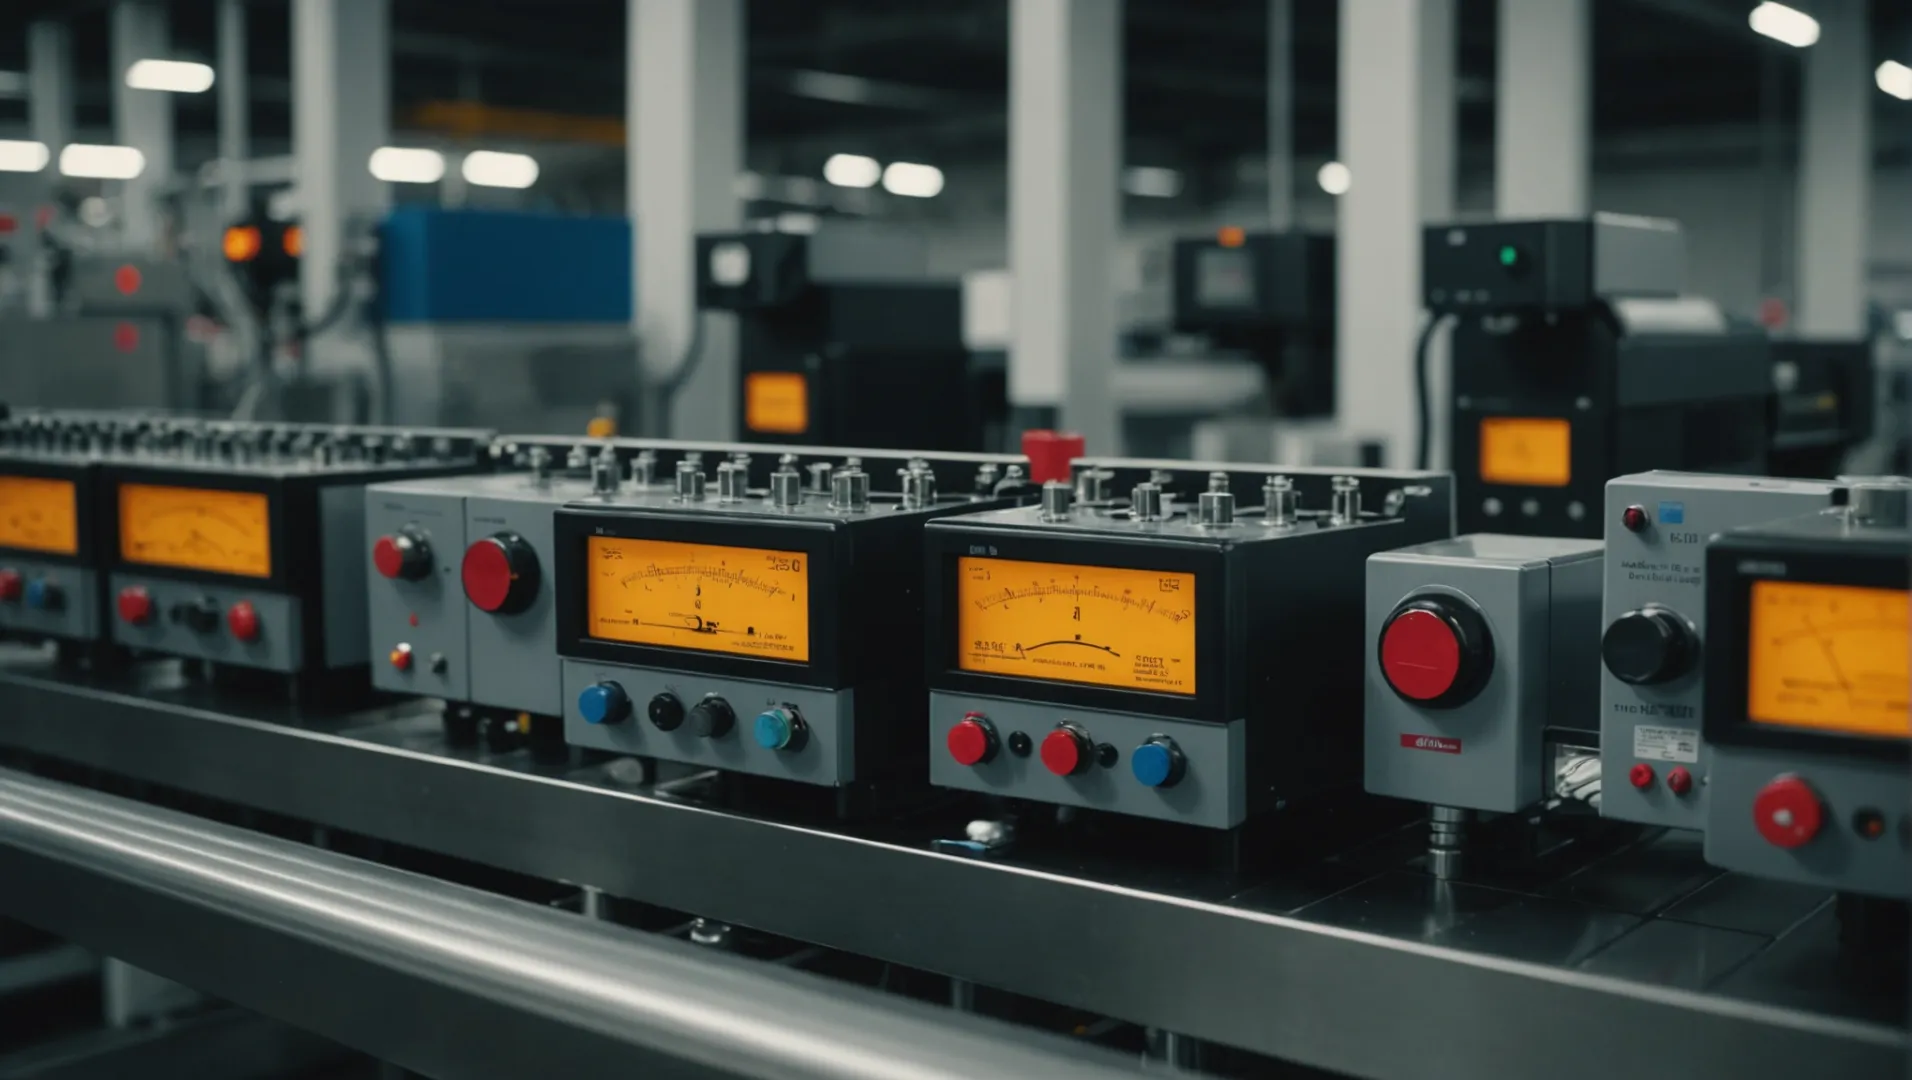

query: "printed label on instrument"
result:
(587, 536), (809, 662)
(1747, 580), (1909, 738)
(1633, 725), (1700, 763)
(1478, 417), (1571, 487)
(1400, 734), (1462, 754)
(956, 557), (1195, 695)
(119, 484), (272, 578)
(744, 372), (809, 435)
(0, 476), (79, 555)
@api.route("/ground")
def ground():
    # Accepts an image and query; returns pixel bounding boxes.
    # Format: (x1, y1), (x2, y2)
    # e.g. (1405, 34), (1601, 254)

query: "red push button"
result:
(389, 643), (414, 672)
(227, 601), (261, 642)
(117, 586), (154, 625)
(1666, 766), (1693, 796)
(1629, 763), (1655, 789)
(1040, 725), (1092, 777)
(1380, 609), (1462, 701)
(372, 536), (406, 579)
(0, 569), (21, 603)
(947, 714), (997, 766)
(1753, 775), (1823, 849)
(462, 533), (539, 615)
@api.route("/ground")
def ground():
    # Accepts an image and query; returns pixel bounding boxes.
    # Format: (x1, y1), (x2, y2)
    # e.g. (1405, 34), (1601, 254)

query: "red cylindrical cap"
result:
(1629, 762), (1655, 789)
(1666, 766), (1693, 796)
(947, 717), (994, 767)
(1040, 727), (1089, 777)
(1379, 610), (1463, 701)
(227, 601), (261, 642)
(1021, 430), (1085, 484)
(117, 586), (153, 625)
(372, 536), (405, 579)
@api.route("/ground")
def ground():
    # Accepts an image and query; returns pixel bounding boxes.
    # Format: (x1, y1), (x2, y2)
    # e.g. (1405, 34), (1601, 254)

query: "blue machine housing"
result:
(379, 208), (632, 324)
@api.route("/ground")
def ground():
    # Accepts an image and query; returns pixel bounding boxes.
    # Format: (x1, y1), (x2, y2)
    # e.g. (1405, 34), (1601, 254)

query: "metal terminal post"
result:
(1427, 806), (1469, 880)
(1130, 482), (1165, 522)
(1330, 475), (1362, 525)
(1843, 476), (1912, 528)
(831, 468), (871, 512)
(565, 443), (591, 475)
(1040, 480), (1073, 521)
(974, 462), (1000, 495)
(902, 467), (937, 509)
(675, 460), (706, 501)
(769, 466), (803, 509)
(628, 450), (657, 487)
(528, 445), (553, 482)
(807, 462), (834, 494)
(1197, 472), (1235, 527)
(1074, 467), (1112, 504)
(994, 464), (1027, 495)
(1262, 475), (1297, 527)
(591, 452), (619, 496)
(717, 461), (749, 501)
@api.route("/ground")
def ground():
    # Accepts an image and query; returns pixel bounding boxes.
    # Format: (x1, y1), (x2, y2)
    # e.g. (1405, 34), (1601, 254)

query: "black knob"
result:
(647, 692), (686, 731)
(174, 596), (221, 633)
(1602, 607), (1695, 685)
(1377, 595), (1494, 708)
(689, 696), (735, 739)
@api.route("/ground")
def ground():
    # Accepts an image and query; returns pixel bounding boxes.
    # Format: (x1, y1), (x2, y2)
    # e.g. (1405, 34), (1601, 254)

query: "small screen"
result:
(0, 476), (79, 555)
(956, 557), (1196, 695)
(744, 372), (809, 435)
(587, 536), (809, 662)
(1478, 417), (1572, 488)
(1747, 580), (1909, 739)
(1195, 248), (1256, 310)
(119, 484), (272, 578)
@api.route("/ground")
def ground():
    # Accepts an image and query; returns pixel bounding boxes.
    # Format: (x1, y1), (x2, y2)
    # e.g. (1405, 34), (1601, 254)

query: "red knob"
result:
(227, 601), (261, 642)
(389, 643), (414, 671)
(947, 714), (997, 767)
(1020, 429), (1086, 484)
(117, 585), (154, 625)
(462, 533), (540, 615)
(1629, 763), (1655, 789)
(1753, 775), (1823, 849)
(1040, 725), (1092, 777)
(373, 529), (432, 581)
(0, 569), (21, 602)
(1666, 766), (1693, 796)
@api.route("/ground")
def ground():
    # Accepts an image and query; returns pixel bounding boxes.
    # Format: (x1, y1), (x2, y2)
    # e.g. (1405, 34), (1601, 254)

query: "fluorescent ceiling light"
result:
(59, 144), (146, 180)
(462, 150), (539, 189)
(1748, 2), (1819, 48)
(823, 153), (881, 189)
(368, 147), (446, 184)
(1123, 166), (1183, 199)
(1316, 161), (1351, 196)
(125, 59), (215, 93)
(881, 161), (943, 198)
(0, 140), (50, 173)
(1878, 60), (1912, 101)
(774, 212), (820, 235)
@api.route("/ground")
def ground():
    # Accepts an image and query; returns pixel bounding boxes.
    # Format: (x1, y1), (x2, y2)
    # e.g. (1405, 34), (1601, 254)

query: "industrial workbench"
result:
(0, 651), (1902, 1080)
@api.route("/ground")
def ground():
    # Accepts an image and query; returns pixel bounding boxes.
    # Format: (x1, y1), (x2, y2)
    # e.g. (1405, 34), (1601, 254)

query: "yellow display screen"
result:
(0, 476), (79, 555)
(118, 484), (272, 578)
(957, 557), (1196, 695)
(587, 536), (809, 662)
(1478, 417), (1571, 487)
(1747, 580), (1910, 739)
(744, 372), (809, 435)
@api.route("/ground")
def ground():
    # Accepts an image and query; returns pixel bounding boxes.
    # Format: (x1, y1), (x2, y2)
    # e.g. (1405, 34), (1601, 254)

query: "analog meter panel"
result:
(118, 484), (273, 578)
(956, 556), (1197, 695)
(1746, 580), (1910, 739)
(0, 476), (79, 555)
(586, 535), (810, 662)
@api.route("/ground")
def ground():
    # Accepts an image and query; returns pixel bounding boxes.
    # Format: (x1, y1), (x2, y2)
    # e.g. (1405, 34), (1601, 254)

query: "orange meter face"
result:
(1747, 580), (1910, 739)
(956, 557), (1196, 695)
(0, 476), (79, 555)
(1478, 417), (1571, 487)
(586, 536), (810, 662)
(118, 484), (273, 578)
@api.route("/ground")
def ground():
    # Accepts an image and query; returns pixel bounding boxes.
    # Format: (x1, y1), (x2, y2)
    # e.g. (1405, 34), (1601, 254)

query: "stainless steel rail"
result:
(0, 769), (1144, 1080)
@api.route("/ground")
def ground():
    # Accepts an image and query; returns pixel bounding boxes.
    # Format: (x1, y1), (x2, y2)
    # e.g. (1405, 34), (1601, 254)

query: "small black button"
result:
(1096, 743), (1119, 769)
(1007, 731), (1033, 757)
(1853, 808), (1887, 841)
(689, 696), (735, 739)
(648, 692), (685, 731)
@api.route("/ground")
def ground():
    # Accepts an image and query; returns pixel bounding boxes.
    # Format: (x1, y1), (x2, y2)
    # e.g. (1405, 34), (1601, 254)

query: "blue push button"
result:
(578, 681), (630, 725)
(1131, 737), (1186, 789)
(753, 706), (803, 751)
(23, 579), (48, 610)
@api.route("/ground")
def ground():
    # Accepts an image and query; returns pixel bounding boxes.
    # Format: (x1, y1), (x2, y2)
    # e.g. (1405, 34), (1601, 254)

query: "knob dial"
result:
(176, 596), (221, 633)
(373, 528), (433, 581)
(578, 681), (631, 726)
(1602, 607), (1695, 685)
(462, 532), (541, 615)
(689, 696), (735, 739)
(227, 600), (261, 641)
(647, 692), (685, 731)
(1131, 736), (1187, 788)
(1378, 596), (1493, 707)
(1753, 775), (1824, 849)
(1040, 724), (1093, 777)
(946, 714), (998, 766)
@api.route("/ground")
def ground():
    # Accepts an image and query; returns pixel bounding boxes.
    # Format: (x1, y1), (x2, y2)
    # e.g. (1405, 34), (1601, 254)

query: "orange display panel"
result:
(957, 557), (1196, 695)
(0, 476), (79, 555)
(1478, 417), (1572, 487)
(118, 484), (272, 578)
(744, 372), (809, 435)
(1747, 580), (1910, 738)
(587, 536), (809, 662)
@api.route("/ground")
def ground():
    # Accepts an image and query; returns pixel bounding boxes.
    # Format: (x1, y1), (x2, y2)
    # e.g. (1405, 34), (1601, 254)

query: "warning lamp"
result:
(1217, 226), (1246, 249)
(282, 224), (303, 258)
(113, 264), (142, 295)
(223, 225), (263, 263)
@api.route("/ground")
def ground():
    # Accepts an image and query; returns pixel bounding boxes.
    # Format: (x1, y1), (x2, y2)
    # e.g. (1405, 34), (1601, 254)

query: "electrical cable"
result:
(1413, 312), (1454, 471)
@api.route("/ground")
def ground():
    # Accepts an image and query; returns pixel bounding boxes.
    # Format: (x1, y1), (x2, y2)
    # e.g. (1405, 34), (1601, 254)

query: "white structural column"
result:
(218, 0), (250, 220)
(1009, 0), (1121, 454)
(1418, 0), (1458, 468)
(112, 2), (175, 250)
(27, 22), (74, 160)
(1794, 1), (1871, 337)
(1266, 0), (1294, 230)
(1494, 0), (1589, 218)
(630, 0), (743, 439)
(1337, 0), (1455, 464)
(292, 0), (390, 323)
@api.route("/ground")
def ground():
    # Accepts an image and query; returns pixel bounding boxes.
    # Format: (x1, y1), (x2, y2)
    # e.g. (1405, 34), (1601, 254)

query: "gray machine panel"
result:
(467, 480), (585, 717)
(1705, 748), (1907, 899)
(928, 692), (1247, 829)
(365, 482), (469, 701)
(319, 485), (371, 668)
(108, 574), (303, 672)
(562, 659), (856, 785)
(1598, 473), (1840, 829)
(0, 560), (100, 642)
(1364, 535), (1604, 813)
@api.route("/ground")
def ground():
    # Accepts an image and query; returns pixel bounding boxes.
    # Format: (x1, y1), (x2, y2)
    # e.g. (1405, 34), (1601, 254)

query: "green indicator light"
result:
(1498, 245), (1519, 267)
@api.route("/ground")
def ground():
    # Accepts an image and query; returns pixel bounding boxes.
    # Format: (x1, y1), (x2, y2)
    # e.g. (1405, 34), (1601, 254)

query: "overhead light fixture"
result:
(1748, 2), (1819, 48)
(59, 144), (146, 180)
(0, 140), (50, 173)
(774, 212), (821, 235)
(1316, 161), (1351, 196)
(368, 147), (446, 184)
(881, 161), (943, 198)
(1878, 60), (1912, 101)
(125, 59), (216, 93)
(1123, 166), (1183, 199)
(461, 150), (539, 189)
(823, 153), (881, 189)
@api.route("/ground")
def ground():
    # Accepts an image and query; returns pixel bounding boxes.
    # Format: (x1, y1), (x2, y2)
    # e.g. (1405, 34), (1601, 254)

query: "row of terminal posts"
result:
(1039, 471), (1362, 528)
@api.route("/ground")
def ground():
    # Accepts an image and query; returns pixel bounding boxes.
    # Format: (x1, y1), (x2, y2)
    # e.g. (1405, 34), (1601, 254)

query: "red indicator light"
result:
(113, 322), (139, 352)
(114, 264), (142, 295)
